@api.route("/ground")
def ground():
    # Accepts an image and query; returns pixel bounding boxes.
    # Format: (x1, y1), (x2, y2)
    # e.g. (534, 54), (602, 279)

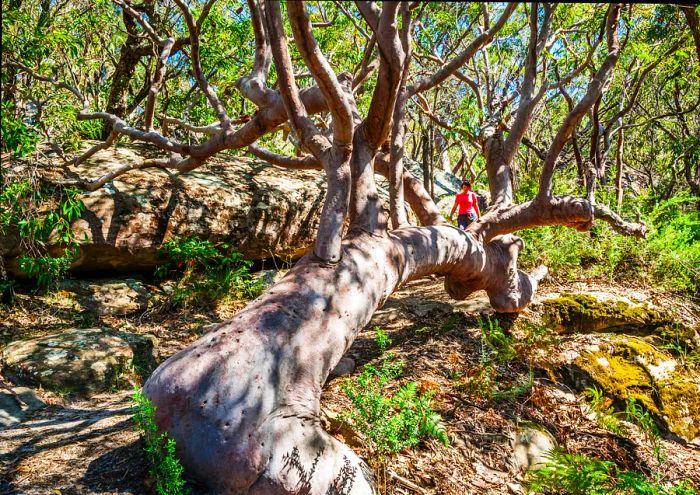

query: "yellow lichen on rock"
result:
(541, 292), (669, 334)
(572, 335), (700, 441)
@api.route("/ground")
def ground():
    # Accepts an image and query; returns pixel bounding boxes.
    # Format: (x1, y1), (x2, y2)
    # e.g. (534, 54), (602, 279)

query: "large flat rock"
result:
(61, 278), (151, 315)
(1, 328), (157, 396)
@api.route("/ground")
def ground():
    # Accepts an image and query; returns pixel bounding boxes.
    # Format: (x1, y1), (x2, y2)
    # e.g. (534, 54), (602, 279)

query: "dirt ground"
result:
(1, 277), (699, 495)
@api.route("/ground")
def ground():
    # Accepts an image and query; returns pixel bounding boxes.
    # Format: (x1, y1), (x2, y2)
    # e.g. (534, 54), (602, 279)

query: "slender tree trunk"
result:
(422, 125), (430, 193)
(429, 125), (435, 199)
(572, 128), (586, 188)
(615, 127), (624, 212)
(102, 13), (150, 138)
(484, 130), (512, 206)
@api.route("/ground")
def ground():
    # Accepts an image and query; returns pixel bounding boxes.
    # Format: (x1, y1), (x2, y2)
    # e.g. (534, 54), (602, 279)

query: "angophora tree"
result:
(7, 2), (648, 493)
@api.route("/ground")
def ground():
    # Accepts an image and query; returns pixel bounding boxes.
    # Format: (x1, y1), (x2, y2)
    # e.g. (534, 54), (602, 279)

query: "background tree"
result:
(1, 2), (698, 494)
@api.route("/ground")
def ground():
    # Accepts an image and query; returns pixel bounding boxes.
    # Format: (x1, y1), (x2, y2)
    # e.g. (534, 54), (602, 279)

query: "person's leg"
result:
(466, 212), (477, 228)
(457, 214), (469, 230)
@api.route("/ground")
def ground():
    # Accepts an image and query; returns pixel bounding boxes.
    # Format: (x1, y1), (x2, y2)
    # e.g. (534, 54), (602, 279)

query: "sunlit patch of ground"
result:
(1, 277), (698, 494)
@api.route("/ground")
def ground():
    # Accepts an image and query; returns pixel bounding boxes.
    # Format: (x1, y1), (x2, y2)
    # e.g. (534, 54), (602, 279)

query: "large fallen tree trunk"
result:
(144, 225), (546, 494)
(12, 2), (648, 493)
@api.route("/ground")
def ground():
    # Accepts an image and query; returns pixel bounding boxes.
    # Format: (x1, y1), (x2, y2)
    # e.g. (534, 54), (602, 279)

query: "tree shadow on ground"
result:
(0, 397), (136, 495)
(80, 440), (148, 494)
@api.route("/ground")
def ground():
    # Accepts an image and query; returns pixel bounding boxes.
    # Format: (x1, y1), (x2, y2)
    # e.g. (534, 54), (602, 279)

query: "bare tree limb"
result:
(246, 145), (446, 229)
(196, 0), (218, 32)
(287, 2), (353, 147)
(488, 4), (556, 206)
(359, 2), (403, 150)
(538, 4), (623, 200)
(71, 131), (118, 165)
(286, 1), (353, 262)
(235, 0), (277, 108)
(472, 194), (646, 243)
(247, 144), (322, 170)
(144, 37), (175, 132)
(355, 1), (380, 33)
(333, 0), (369, 40)
(63, 155), (192, 192)
(157, 115), (222, 135)
(389, 2), (412, 229)
(174, 0), (231, 128)
(7, 60), (88, 108)
(264, 0), (329, 159)
(408, 2), (516, 96)
(681, 5), (700, 63)
(352, 34), (377, 90)
(113, 0), (163, 45)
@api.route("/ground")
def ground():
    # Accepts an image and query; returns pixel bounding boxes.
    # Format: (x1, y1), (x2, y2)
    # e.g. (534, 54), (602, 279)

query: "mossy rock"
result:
(570, 336), (700, 441)
(541, 292), (670, 334)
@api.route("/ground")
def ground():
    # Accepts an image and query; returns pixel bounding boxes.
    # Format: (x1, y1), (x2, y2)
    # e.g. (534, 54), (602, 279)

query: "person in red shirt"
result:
(449, 180), (481, 230)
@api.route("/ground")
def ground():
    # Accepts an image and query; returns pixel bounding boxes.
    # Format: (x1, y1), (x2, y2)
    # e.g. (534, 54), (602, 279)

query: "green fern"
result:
(341, 357), (449, 456)
(526, 449), (697, 495)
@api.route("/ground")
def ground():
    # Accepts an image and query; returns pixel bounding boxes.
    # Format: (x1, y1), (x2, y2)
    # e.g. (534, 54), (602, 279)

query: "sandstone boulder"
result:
(1, 328), (157, 396)
(555, 334), (700, 441)
(511, 422), (557, 472)
(61, 278), (151, 315)
(2, 143), (327, 275)
(540, 291), (673, 334)
(0, 387), (46, 427)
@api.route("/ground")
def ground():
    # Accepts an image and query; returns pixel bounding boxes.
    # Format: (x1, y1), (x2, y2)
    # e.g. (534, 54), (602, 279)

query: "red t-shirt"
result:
(454, 191), (478, 215)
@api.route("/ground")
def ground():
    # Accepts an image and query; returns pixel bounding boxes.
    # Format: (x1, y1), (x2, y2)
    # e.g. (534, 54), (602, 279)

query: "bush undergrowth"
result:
(340, 327), (449, 458)
(0, 177), (86, 292)
(457, 317), (535, 402)
(518, 193), (699, 295)
(155, 236), (263, 308)
(132, 389), (188, 495)
(526, 449), (696, 495)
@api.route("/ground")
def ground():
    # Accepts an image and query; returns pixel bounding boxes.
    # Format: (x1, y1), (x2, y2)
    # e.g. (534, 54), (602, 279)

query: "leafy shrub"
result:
(492, 370), (534, 401)
(374, 326), (392, 353)
(583, 386), (626, 436)
(0, 178), (86, 290)
(457, 317), (534, 402)
(341, 358), (449, 456)
(341, 328), (448, 456)
(518, 193), (700, 295)
(479, 317), (516, 363)
(526, 449), (697, 495)
(132, 389), (188, 495)
(0, 101), (39, 156)
(155, 237), (263, 307)
(625, 397), (664, 462)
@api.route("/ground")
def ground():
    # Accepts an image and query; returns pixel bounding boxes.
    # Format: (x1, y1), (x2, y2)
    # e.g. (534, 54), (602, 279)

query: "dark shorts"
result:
(457, 213), (477, 230)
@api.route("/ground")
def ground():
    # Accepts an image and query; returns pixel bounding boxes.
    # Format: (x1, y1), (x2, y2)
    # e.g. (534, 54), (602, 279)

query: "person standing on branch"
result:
(449, 180), (481, 230)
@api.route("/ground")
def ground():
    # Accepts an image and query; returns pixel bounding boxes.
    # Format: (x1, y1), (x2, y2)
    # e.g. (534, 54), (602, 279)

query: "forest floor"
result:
(1, 277), (699, 495)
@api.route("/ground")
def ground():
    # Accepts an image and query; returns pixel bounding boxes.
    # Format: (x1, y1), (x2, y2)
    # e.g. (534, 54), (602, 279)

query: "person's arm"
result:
(473, 192), (481, 218)
(449, 199), (458, 222)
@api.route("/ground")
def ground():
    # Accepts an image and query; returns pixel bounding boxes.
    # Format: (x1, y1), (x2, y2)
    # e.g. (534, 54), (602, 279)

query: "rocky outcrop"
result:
(556, 334), (700, 442)
(2, 144), (327, 275)
(1, 328), (157, 396)
(536, 291), (700, 442)
(0, 387), (46, 427)
(540, 291), (671, 334)
(61, 278), (151, 315)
